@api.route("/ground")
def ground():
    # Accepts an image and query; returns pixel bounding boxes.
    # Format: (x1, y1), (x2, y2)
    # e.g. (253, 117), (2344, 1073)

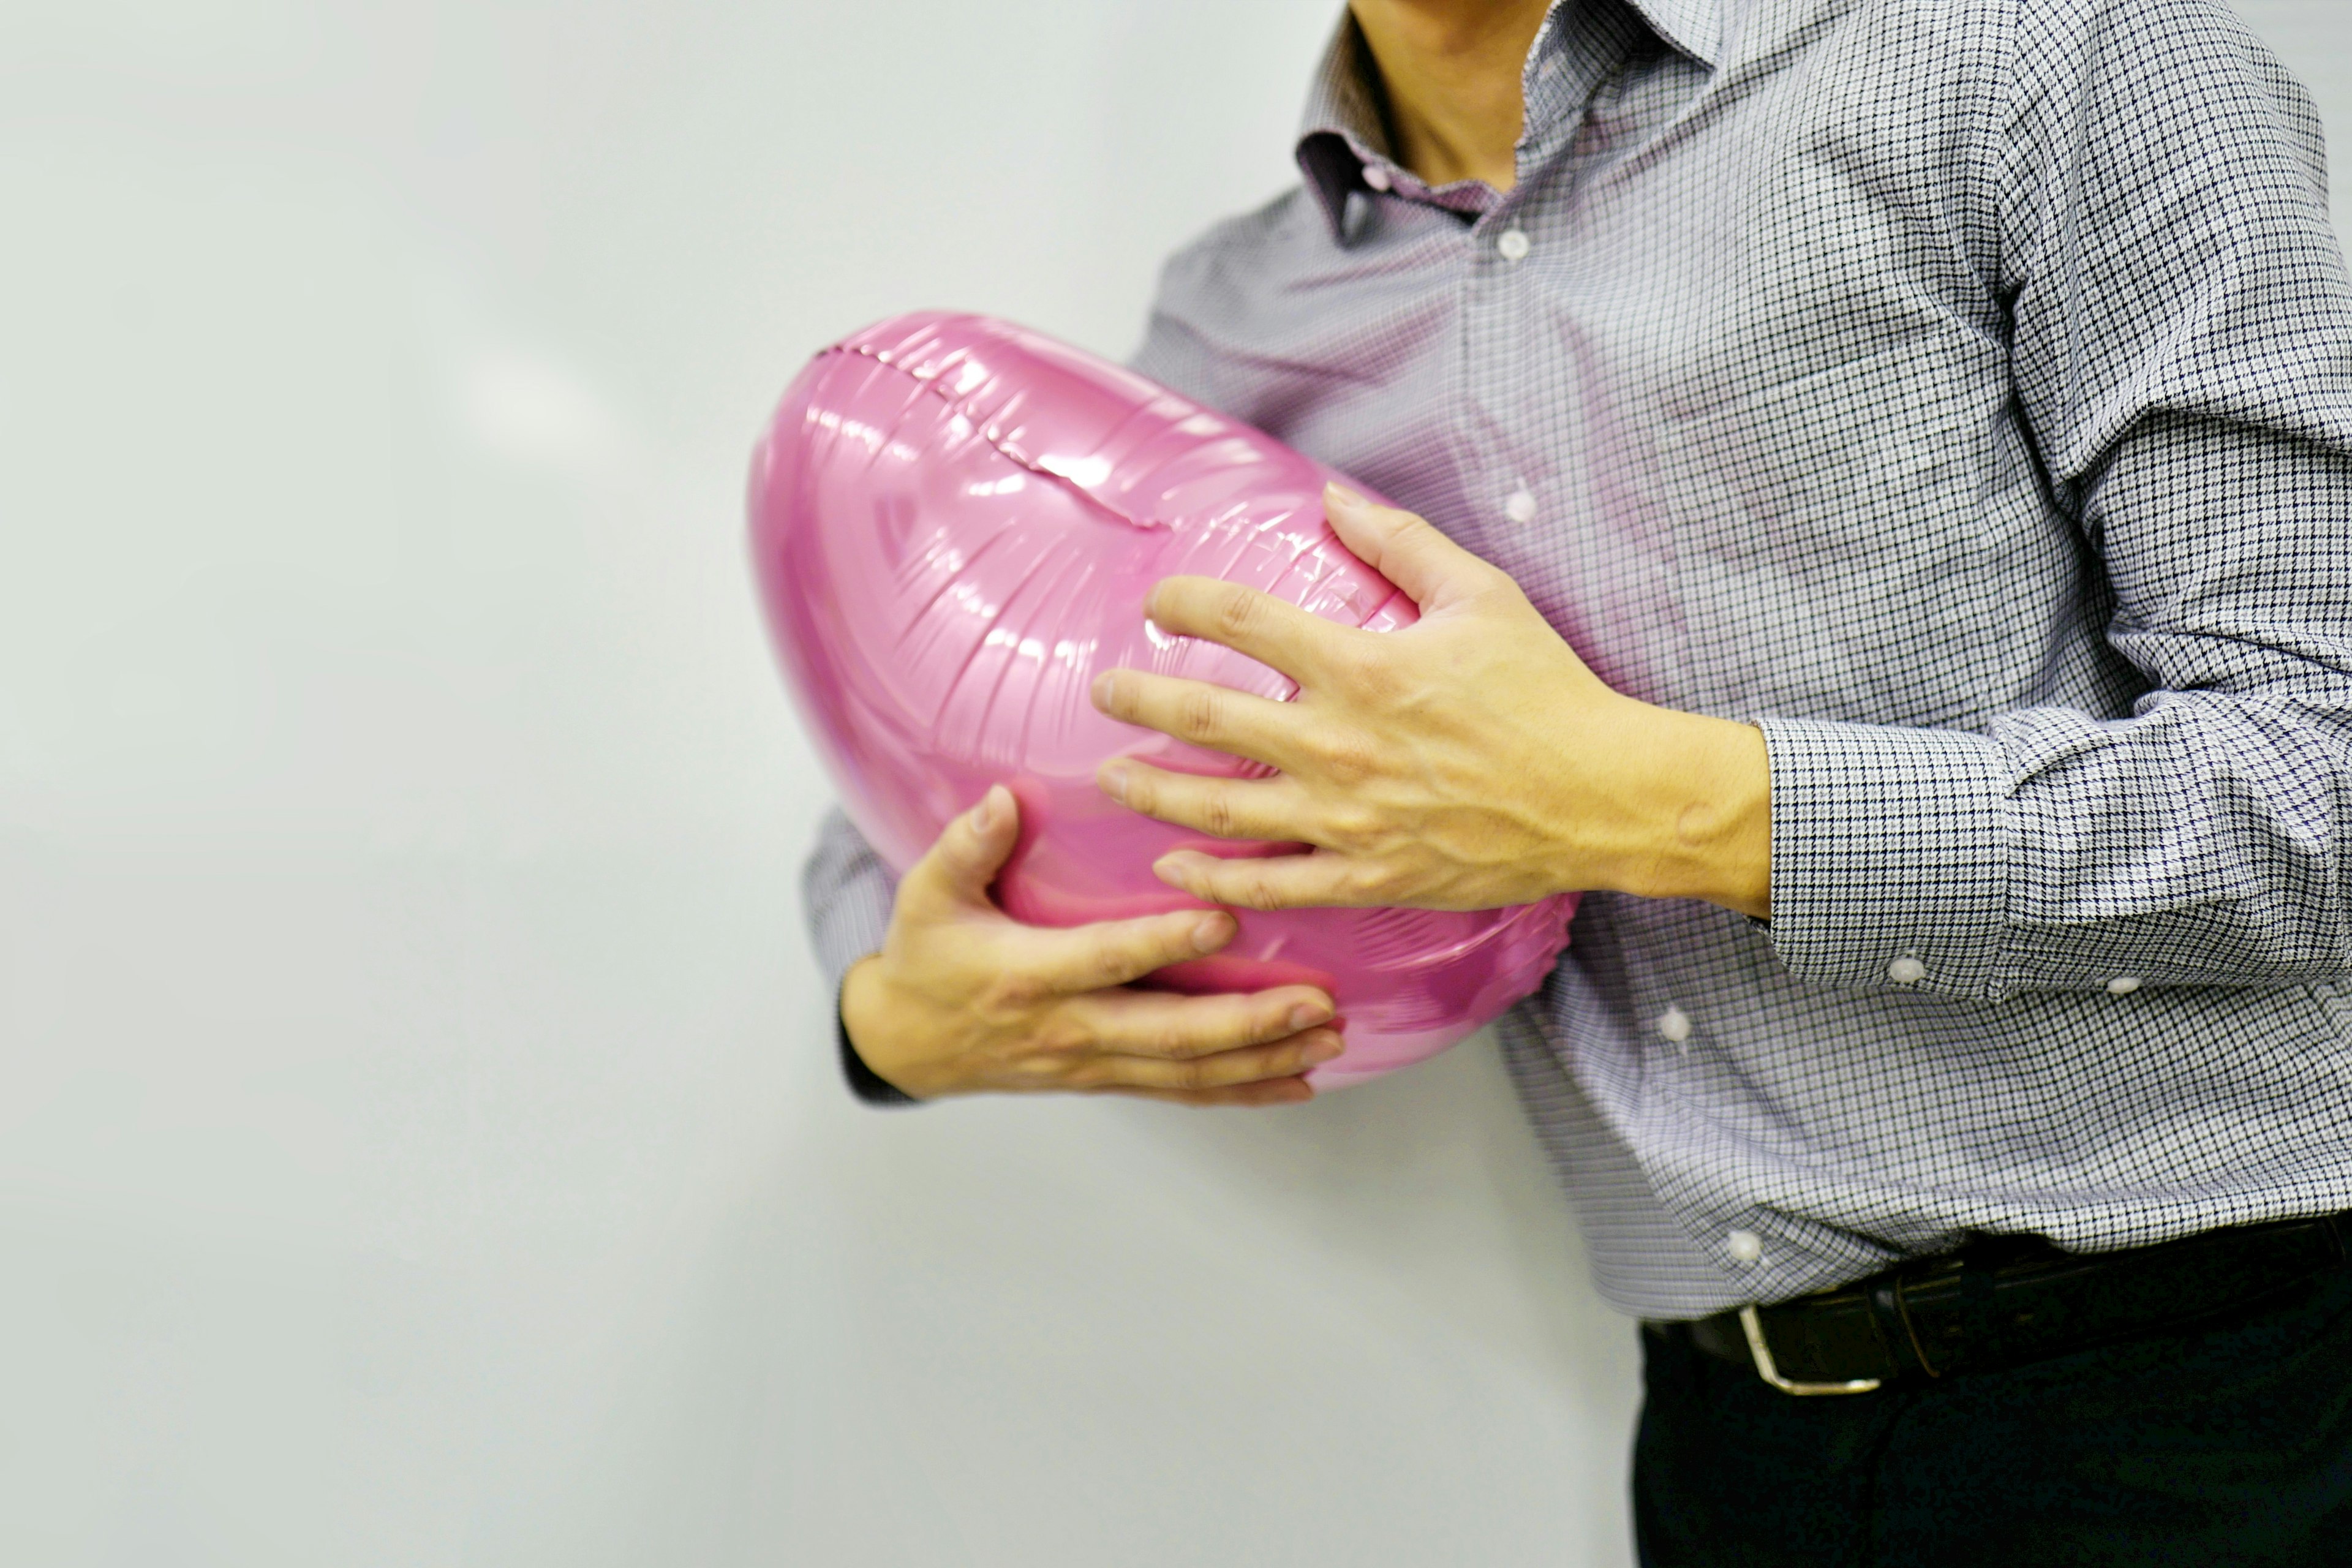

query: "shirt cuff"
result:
(1754, 716), (2012, 1001)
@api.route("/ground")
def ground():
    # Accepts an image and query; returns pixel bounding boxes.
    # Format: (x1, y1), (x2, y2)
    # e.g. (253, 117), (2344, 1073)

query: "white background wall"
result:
(3, 3), (2346, 1564)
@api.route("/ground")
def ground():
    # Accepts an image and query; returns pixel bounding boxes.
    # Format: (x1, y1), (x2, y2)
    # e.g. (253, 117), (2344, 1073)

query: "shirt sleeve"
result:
(801, 804), (916, 1106)
(1762, 0), (2352, 1001)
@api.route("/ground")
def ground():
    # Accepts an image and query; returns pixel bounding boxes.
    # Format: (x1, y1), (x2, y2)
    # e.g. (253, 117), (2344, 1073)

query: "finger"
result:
(1083, 1028), (1344, 1093)
(1066, 984), (1336, 1059)
(1099, 760), (1310, 842)
(1016, 905), (1239, 994)
(1107, 1074), (1319, 1109)
(1321, 482), (1494, 609)
(1091, 669), (1304, 770)
(897, 785), (1020, 918)
(1153, 847), (1373, 911)
(1138, 576), (1341, 684)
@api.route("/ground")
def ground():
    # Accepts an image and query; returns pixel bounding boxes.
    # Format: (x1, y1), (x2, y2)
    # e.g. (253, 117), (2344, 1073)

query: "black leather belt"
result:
(1670, 1213), (2352, 1395)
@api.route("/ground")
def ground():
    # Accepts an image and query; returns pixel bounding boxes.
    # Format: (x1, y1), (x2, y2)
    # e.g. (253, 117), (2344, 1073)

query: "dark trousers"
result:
(1634, 1264), (2352, 1566)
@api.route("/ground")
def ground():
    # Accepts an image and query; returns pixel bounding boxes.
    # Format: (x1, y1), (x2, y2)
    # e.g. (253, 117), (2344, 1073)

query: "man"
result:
(804, 0), (2352, 1558)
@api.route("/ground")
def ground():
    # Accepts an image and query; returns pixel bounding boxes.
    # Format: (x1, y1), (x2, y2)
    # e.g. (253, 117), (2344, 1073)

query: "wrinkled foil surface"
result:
(750, 312), (1575, 1087)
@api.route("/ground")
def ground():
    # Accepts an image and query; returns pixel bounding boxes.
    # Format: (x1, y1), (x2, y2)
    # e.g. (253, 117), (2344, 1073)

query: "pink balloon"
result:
(750, 312), (1574, 1088)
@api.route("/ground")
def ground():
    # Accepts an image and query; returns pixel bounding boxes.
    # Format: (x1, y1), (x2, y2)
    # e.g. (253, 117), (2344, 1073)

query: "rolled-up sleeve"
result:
(1762, 0), (2352, 1001)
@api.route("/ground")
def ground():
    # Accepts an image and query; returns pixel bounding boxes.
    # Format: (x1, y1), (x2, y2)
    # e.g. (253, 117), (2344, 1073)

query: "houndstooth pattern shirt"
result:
(802, 0), (2352, 1317)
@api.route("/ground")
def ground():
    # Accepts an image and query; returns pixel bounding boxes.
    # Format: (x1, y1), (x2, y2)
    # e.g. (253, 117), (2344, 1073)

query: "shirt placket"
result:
(1451, 28), (1613, 565)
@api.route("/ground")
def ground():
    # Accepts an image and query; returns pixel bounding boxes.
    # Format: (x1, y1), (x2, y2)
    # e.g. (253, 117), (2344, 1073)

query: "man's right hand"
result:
(840, 785), (1344, 1105)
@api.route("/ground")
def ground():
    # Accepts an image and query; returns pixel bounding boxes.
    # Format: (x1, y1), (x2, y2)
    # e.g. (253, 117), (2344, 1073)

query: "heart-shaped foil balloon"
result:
(749, 312), (1575, 1087)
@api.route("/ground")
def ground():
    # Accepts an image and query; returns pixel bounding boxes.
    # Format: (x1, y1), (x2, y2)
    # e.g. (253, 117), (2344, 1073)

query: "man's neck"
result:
(1349, 0), (1554, 191)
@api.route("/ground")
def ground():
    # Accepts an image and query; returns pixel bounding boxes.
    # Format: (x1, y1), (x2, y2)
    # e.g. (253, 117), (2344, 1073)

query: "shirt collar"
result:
(1294, 0), (1724, 238)
(1616, 0), (1721, 66)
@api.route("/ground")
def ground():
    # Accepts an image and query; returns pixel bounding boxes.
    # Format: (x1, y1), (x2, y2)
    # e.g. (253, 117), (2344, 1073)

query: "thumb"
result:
(1322, 481), (1491, 609)
(900, 784), (1020, 917)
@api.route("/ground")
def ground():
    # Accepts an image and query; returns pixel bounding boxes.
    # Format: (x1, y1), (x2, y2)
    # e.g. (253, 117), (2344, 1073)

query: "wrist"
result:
(840, 954), (926, 1098)
(1616, 709), (1773, 917)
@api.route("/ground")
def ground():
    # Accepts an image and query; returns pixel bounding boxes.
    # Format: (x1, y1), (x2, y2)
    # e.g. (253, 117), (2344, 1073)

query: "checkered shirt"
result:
(802, 0), (2352, 1317)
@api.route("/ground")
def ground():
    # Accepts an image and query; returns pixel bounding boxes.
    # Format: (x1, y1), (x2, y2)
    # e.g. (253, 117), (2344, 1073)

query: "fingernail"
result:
(1101, 763), (1128, 804)
(1325, 481), (1366, 508)
(1090, 672), (1113, 711)
(1191, 913), (1232, 952)
(1305, 1035), (1345, 1064)
(1288, 1001), (1331, 1031)
(970, 791), (996, 833)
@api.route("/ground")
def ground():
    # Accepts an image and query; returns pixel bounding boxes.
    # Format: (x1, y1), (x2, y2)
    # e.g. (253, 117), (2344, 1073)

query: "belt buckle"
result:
(1737, 1305), (1882, 1396)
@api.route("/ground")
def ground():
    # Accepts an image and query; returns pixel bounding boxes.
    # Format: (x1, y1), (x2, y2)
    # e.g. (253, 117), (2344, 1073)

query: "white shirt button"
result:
(1887, 956), (1927, 986)
(1504, 488), (1537, 523)
(1496, 227), (1531, 262)
(1657, 1006), (1693, 1044)
(1726, 1229), (1764, 1264)
(1362, 164), (1392, 193)
(2105, 975), (2143, 996)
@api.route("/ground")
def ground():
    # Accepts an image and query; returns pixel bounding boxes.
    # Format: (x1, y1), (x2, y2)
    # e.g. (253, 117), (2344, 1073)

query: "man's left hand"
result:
(1090, 483), (1773, 918)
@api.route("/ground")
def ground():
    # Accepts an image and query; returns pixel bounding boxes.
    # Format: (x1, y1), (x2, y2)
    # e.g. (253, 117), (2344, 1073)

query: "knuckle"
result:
(1020, 1053), (1077, 1090)
(1324, 801), (1379, 848)
(1090, 940), (1140, 989)
(893, 873), (946, 921)
(1319, 731), (1379, 786)
(1338, 641), (1399, 700)
(1214, 585), (1259, 641)
(974, 971), (1035, 1017)
(1033, 1013), (1092, 1056)
(1236, 874), (1286, 913)
(1177, 686), (1223, 742)
(1199, 787), (1238, 839)
(1473, 559), (1522, 598)
(1006, 1054), (1063, 1088)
